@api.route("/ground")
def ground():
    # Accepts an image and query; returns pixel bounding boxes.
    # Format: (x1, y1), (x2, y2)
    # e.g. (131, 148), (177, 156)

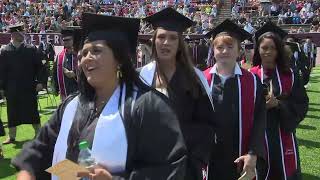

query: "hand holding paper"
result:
(234, 154), (257, 180)
(46, 159), (89, 180)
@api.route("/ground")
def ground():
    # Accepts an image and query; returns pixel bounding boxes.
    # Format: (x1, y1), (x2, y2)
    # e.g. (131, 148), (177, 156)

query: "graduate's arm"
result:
(248, 77), (266, 159)
(277, 71), (309, 133)
(188, 87), (215, 163)
(0, 49), (6, 90)
(12, 96), (73, 178)
(113, 91), (187, 180)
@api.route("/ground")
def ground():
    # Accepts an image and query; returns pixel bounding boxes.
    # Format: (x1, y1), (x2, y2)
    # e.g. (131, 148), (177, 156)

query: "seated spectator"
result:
(306, 9), (314, 23)
(270, 2), (279, 16)
(300, 9), (308, 24)
(278, 10), (285, 25)
(210, 3), (218, 17)
(297, 27), (305, 33)
(232, 4), (239, 18)
(293, 10), (301, 24)
(284, 8), (293, 24)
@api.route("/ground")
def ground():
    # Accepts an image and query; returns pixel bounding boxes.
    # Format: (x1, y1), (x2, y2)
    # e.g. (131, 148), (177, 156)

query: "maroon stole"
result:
(57, 48), (77, 100)
(250, 65), (297, 179)
(203, 67), (257, 157)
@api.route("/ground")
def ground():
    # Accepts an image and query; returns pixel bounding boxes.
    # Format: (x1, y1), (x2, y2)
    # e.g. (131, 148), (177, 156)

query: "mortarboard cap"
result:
(205, 19), (251, 42)
(72, 26), (83, 52)
(285, 41), (301, 52)
(81, 13), (140, 55)
(254, 21), (288, 42)
(143, 7), (194, 33)
(60, 27), (74, 37)
(8, 23), (24, 33)
(244, 43), (254, 49)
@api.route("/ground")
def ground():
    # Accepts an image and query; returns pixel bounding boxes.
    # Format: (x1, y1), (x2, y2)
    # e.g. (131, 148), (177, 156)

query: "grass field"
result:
(0, 68), (319, 180)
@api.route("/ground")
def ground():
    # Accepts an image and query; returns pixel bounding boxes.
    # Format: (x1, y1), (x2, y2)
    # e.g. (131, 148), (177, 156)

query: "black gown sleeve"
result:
(0, 48), (7, 90)
(113, 91), (187, 180)
(32, 45), (46, 85)
(278, 71), (309, 133)
(11, 96), (74, 178)
(52, 55), (59, 94)
(248, 76), (266, 158)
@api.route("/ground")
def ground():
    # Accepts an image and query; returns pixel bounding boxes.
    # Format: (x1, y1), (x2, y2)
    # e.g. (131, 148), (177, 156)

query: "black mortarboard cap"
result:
(285, 41), (301, 52)
(81, 13), (140, 54)
(8, 23), (24, 33)
(254, 21), (288, 42)
(143, 7), (194, 33)
(70, 26), (83, 52)
(205, 19), (251, 42)
(244, 43), (254, 49)
(60, 27), (74, 37)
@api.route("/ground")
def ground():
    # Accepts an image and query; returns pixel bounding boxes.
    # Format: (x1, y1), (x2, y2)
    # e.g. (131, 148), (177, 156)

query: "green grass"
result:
(296, 67), (320, 180)
(0, 68), (320, 180)
(0, 93), (60, 179)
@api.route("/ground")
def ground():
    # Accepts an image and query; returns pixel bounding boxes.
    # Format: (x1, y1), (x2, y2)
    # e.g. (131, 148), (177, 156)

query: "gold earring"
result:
(117, 65), (122, 79)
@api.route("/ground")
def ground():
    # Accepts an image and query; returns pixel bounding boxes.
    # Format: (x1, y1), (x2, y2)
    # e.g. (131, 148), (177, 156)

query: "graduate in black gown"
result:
(52, 27), (79, 100)
(0, 24), (45, 145)
(250, 22), (309, 180)
(12, 13), (187, 180)
(203, 19), (266, 180)
(141, 7), (215, 180)
(285, 39), (310, 86)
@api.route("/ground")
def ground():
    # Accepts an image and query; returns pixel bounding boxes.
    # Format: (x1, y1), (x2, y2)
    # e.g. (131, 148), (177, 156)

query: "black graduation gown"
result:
(12, 88), (187, 180)
(289, 51), (310, 86)
(52, 52), (78, 96)
(0, 43), (44, 127)
(208, 73), (266, 180)
(164, 66), (215, 180)
(197, 44), (209, 69)
(260, 70), (308, 180)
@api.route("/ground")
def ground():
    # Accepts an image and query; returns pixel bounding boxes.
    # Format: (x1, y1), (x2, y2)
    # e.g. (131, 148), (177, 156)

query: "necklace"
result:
(95, 100), (106, 112)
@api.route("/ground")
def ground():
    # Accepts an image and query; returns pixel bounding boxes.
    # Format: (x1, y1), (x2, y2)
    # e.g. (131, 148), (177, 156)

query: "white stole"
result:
(52, 85), (128, 180)
(139, 61), (214, 110)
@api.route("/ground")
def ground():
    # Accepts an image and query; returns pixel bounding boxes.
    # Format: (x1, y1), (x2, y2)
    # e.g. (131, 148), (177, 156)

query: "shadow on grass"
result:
(297, 138), (320, 148)
(302, 173), (320, 180)
(306, 89), (320, 93)
(308, 107), (320, 112)
(11, 140), (31, 149)
(309, 103), (320, 106)
(43, 105), (58, 110)
(298, 124), (317, 130)
(308, 79), (320, 83)
(0, 158), (16, 178)
(305, 114), (320, 120)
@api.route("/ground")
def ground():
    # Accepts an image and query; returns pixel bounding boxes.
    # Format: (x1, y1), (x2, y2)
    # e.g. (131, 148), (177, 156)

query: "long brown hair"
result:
(252, 32), (290, 73)
(151, 29), (201, 98)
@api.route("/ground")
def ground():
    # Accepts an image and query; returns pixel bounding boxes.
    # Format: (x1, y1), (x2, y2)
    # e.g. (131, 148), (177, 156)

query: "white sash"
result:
(139, 61), (156, 86)
(51, 85), (129, 180)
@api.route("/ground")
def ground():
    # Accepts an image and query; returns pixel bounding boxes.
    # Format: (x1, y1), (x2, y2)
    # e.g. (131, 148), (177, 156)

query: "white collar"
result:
(209, 63), (243, 76)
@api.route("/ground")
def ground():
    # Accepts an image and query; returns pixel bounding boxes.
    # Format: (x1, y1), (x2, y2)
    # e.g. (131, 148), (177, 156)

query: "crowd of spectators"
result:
(229, 0), (320, 33)
(0, 0), (221, 34)
(1, 0), (320, 35)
